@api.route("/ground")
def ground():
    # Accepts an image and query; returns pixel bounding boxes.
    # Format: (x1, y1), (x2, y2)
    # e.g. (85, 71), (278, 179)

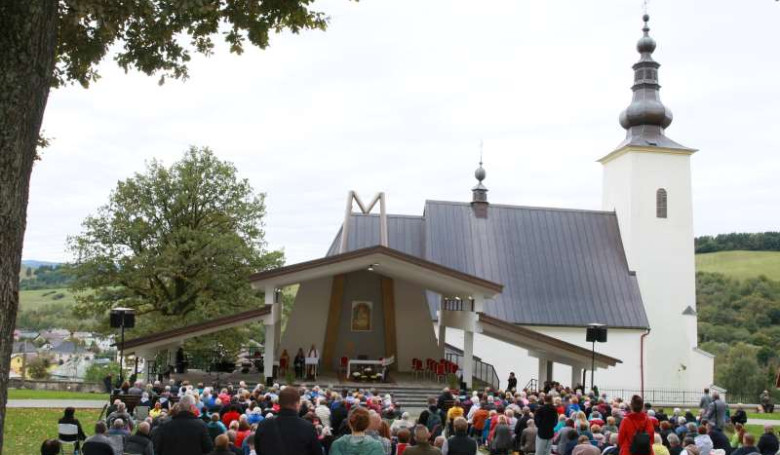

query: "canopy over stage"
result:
(116, 245), (622, 388)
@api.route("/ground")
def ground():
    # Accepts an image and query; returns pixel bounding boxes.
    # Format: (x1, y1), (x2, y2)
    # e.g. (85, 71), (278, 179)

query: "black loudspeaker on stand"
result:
(110, 309), (135, 328)
(586, 325), (608, 343)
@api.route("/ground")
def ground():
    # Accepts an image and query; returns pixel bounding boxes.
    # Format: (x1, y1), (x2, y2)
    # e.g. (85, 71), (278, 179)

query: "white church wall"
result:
(439, 325), (644, 391)
(394, 280), (441, 372)
(280, 277), (332, 357)
(602, 149), (713, 390)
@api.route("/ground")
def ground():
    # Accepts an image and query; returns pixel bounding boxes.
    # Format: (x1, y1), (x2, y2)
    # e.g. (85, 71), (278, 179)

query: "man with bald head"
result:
(125, 421), (154, 455)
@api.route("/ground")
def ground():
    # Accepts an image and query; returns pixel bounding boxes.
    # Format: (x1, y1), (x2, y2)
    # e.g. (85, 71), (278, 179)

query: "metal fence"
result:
(598, 388), (753, 406)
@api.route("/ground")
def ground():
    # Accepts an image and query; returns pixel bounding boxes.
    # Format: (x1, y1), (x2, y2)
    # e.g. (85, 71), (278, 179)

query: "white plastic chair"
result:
(58, 423), (79, 454)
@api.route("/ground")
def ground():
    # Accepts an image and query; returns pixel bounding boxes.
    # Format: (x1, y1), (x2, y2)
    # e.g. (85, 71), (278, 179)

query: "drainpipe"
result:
(640, 329), (651, 397)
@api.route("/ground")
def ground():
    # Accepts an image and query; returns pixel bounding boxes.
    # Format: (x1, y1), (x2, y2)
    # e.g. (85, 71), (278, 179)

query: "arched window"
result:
(656, 188), (668, 218)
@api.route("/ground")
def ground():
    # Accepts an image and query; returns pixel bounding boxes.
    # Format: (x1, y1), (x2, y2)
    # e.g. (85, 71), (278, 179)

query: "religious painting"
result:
(351, 301), (372, 332)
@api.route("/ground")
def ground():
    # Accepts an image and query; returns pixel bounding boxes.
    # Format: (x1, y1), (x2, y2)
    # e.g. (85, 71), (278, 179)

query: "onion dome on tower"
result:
(471, 160), (489, 218)
(615, 14), (690, 150)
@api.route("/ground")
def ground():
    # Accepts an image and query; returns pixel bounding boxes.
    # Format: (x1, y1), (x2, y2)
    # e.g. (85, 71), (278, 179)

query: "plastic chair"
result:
(435, 362), (446, 382)
(339, 356), (349, 376)
(58, 423), (79, 455)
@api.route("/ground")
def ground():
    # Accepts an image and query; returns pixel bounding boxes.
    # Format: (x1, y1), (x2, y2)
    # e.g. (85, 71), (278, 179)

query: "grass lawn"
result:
(19, 287), (77, 310)
(696, 250), (780, 281)
(8, 389), (108, 400)
(5, 408), (102, 455)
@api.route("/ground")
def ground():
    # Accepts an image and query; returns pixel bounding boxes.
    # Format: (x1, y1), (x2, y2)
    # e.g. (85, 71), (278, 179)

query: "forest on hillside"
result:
(696, 232), (780, 253)
(696, 271), (780, 400)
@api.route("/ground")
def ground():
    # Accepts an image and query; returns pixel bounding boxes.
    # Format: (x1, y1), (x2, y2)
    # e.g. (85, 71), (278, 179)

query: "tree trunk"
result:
(0, 1), (58, 452)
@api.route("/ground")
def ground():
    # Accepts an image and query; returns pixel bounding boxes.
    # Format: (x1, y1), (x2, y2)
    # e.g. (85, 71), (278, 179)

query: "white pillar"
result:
(437, 310), (447, 359)
(463, 330), (474, 390)
(264, 323), (275, 382)
(263, 285), (278, 383)
(571, 365), (583, 388)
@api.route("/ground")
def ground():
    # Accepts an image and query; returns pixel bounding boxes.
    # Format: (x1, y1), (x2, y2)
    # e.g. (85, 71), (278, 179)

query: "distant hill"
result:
(696, 250), (780, 282)
(22, 260), (61, 268)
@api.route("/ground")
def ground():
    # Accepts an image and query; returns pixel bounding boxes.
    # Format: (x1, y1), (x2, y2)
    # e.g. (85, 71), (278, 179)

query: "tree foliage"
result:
(68, 147), (283, 334)
(697, 271), (780, 398)
(54, 0), (329, 87)
(695, 232), (780, 254)
(26, 357), (51, 380)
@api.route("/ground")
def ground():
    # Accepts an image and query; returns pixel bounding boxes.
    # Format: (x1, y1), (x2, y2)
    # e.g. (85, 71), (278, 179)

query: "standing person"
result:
(445, 417), (477, 455)
(618, 395), (654, 455)
(699, 389), (712, 412)
(253, 387), (322, 455)
(125, 422), (154, 455)
(104, 373), (114, 394)
(507, 373), (518, 392)
(704, 392), (727, 430)
(757, 425), (779, 455)
(294, 348), (305, 378)
(306, 344), (319, 378)
(535, 394), (558, 455)
(152, 395), (213, 455)
(404, 425), (442, 455)
(329, 407), (389, 455)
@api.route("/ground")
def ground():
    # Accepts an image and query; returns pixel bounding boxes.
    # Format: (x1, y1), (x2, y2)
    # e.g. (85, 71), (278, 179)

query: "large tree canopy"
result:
(69, 147), (283, 326)
(0, 2), (335, 451)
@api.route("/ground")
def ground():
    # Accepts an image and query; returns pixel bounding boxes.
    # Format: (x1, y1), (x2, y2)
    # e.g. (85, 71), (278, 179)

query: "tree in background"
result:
(26, 357), (51, 380)
(69, 147), (283, 332)
(1, 2), (335, 450)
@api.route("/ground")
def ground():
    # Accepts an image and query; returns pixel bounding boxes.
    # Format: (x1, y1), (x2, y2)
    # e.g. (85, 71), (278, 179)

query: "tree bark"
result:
(0, 1), (58, 453)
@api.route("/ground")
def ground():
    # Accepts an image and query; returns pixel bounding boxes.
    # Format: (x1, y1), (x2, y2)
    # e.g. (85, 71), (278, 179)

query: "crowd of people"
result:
(37, 379), (779, 455)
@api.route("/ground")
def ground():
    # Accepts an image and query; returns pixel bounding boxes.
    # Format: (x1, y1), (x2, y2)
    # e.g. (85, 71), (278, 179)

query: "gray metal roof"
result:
(327, 214), (425, 258)
(329, 201), (648, 329)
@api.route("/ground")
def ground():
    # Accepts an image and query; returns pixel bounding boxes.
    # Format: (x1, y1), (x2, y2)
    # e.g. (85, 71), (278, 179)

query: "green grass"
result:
(8, 389), (107, 400)
(5, 408), (102, 455)
(696, 250), (780, 281)
(19, 288), (77, 311)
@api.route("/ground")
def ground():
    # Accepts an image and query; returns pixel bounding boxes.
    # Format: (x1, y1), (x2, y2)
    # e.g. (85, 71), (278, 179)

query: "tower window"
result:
(656, 188), (668, 218)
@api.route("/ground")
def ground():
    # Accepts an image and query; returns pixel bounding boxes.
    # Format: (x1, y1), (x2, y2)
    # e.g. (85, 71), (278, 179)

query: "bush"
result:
(27, 357), (51, 380)
(85, 361), (120, 383)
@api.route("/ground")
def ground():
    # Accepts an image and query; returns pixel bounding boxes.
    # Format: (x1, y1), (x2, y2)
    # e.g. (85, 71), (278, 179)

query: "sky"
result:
(23, 0), (780, 265)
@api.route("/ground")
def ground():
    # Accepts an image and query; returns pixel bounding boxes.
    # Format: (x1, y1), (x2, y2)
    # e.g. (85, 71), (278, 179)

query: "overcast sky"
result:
(23, 0), (780, 265)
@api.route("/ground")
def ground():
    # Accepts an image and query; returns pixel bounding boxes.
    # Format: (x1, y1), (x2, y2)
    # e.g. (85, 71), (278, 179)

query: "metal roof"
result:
(329, 200), (648, 329)
(327, 214), (424, 257)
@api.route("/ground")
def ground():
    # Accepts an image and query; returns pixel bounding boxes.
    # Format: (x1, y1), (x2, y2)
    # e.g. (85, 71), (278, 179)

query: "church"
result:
(119, 15), (714, 394)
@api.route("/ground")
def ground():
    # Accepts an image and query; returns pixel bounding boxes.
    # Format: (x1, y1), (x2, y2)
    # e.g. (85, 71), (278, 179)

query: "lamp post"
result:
(110, 307), (135, 386)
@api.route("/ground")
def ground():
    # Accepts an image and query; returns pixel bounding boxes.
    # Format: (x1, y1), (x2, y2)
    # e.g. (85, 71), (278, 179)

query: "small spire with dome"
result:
(471, 144), (489, 218)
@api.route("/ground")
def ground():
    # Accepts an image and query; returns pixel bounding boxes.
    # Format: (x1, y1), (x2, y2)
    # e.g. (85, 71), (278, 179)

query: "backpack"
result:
(629, 416), (652, 455)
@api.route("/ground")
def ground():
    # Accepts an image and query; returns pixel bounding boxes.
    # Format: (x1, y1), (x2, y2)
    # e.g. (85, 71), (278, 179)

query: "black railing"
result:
(445, 350), (500, 391)
(442, 298), (474, 312)
(525, 378), (538, 392)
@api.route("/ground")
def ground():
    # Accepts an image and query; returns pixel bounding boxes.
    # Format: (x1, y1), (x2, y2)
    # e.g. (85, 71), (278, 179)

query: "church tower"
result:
(600, 15), (713, 390)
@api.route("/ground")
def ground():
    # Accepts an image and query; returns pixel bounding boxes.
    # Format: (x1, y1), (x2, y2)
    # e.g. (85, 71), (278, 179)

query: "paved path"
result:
(748, 418), (780, 426)
(7, 399), (106, 409)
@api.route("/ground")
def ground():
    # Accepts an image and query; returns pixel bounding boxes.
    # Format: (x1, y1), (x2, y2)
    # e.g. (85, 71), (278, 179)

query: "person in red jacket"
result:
(618, 395), (655, 455)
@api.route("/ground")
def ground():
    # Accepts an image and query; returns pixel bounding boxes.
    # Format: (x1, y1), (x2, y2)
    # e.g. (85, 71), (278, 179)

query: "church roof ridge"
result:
(424, 199), (616, 216)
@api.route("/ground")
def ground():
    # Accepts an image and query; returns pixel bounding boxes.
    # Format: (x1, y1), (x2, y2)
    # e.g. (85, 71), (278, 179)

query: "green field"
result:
(5, 408), (102, 455)
(696, 250), (780, 281)
(748, 412), (780, 421)
(19, 288), (77, 311)
(8, 389), (107, 400)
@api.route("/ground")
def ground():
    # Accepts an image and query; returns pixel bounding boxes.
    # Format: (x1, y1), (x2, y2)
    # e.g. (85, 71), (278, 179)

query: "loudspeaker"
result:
(110, 309), (135, 328)
(586, 325), (608, 343)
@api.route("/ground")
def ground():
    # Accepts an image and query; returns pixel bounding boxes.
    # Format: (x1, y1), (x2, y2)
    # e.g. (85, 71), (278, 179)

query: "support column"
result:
(263, 285), (280, 384)
(538, 358), (550, 385)
(263, 322), (276, 383)
(437, 311), (447, 359)
(547, 360), (554, 383)
(571, 365), (583, 389)
(463, 330), (474, 390)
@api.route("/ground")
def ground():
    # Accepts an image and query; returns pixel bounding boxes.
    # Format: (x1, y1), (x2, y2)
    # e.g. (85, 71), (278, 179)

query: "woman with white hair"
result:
(390, 412), (414, 436)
